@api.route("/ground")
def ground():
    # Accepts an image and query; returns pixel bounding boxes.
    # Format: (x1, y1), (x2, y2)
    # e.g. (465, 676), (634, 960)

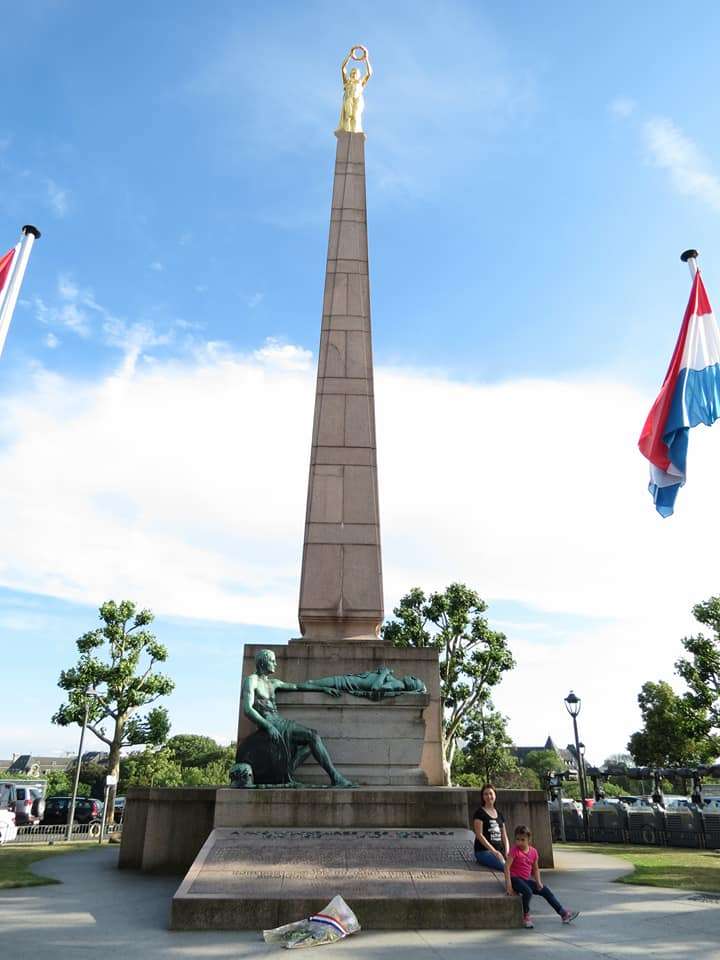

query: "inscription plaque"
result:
(172, 826), (521, 930)
(180, 827), (499, 899)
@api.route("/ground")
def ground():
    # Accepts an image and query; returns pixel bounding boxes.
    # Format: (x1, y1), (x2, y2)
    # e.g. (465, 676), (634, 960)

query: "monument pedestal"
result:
(120, 785), (553, 930)
(170, 826), (520, 930)
(237, 642), (445, 787)
(275, 690), (429, 785)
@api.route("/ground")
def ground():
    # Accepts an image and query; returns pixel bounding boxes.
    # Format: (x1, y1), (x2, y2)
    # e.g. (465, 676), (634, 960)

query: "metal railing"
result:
(6, 822), (123, 844)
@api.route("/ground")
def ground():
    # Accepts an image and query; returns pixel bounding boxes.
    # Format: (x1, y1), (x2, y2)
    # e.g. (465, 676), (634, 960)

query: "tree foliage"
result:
(675, 597), (720, 735)
(51, 600), (174, 818)
(522, 748), (568, 780)
(452, 702), (518, 784)
(493, 766), (541, 790)
(120, 735), (235, 790)
(382, 584), (514, 779)
(44, 769), (72, 798)
(627, 680), (718, 766)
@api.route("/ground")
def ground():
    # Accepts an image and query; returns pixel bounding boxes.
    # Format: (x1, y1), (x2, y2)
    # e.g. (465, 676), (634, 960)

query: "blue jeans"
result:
(511, 877), (565, 915)
(475, 849), (505, 870)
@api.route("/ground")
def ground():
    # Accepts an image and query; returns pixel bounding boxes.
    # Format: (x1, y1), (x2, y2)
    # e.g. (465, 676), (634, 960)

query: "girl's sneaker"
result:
(561, 910), (579, 924)
(522, 914), (534, 928)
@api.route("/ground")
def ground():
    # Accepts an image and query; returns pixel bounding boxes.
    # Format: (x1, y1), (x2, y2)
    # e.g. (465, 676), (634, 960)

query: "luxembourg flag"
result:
(0, 226), (41, 360)
(639, 268), (720, 517)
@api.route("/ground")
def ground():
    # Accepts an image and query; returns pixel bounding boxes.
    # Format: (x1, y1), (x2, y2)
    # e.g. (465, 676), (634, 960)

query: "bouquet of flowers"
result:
(263, 895), (360, 950)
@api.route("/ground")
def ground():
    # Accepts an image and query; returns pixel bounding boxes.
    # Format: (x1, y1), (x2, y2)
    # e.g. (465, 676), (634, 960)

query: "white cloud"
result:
(45, 178), (69, 217)
(246, 292), (264, 308)
(1, 347), (718, 759)
(149, 261), (164, 272)
(32, 273), (107, 338)
(44, 332), (60, 349)
(608, 96), (636, 118)
(253, 337), (312, 371)
(643, 116), (720, 212)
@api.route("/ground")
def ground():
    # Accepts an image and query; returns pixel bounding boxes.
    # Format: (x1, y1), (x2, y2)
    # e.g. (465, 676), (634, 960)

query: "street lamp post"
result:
(564, 690), (589, 841)
(66, 686), (96, 842)
(578, 741), (589, 800)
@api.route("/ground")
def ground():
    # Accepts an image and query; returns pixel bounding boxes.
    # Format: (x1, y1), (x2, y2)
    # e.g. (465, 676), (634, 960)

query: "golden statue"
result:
(337, 45), (372, 134)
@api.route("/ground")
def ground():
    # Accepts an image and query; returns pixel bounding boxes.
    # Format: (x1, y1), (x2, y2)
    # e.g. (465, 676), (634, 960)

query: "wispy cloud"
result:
(246, 292), (263, 308)
(643, 116), (720, 212)
(149, 261), (164, 272)
(608, 96), (636, 119)
(187, 3), (536, 200)
(45, 178), (69, 217)
(31, 274), (102, 338)
(253, 337), (312, 371)
(43, 332), (60, 349)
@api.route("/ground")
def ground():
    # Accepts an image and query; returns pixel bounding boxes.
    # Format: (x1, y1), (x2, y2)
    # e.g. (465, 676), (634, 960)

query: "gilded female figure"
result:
(337, 45), (372, 134)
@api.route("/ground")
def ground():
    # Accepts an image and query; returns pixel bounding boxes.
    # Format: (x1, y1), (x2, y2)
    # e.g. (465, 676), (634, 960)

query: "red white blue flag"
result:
(0, 242), (21, 357)
(639, 270), (720, 516)
(0, 245), (18, 306)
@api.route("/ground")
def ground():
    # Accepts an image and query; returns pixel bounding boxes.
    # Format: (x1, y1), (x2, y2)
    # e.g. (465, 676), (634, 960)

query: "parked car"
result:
(12, 786), (45, 826)
(41, 796), (103, 828)
(114, 796), (126, 822)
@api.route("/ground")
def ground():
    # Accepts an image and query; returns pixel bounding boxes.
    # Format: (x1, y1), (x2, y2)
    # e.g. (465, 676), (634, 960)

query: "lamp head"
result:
(564, 690), (581, 717)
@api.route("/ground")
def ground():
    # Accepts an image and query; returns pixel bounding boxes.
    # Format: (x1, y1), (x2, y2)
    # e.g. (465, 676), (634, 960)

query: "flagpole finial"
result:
(681, 249), (699, 263)
(22, 225), (41, 240)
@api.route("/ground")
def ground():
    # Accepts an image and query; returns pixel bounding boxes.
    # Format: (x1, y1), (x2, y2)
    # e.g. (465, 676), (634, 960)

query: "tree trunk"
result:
(443, 737), (455, 786)
(106, 719), (124, 825)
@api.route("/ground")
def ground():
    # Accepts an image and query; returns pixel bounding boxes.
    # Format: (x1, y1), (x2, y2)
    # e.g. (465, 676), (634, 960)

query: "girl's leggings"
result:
(510, 877), (565, 915)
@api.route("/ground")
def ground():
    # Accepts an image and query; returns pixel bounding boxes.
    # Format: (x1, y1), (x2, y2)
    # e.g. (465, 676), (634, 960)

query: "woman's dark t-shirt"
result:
(473, 807), (505, 853)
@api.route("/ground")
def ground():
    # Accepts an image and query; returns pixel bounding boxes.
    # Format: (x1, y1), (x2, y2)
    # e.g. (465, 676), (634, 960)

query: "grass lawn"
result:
(0, 843), (99, 890)
(562, 842), (720, 894)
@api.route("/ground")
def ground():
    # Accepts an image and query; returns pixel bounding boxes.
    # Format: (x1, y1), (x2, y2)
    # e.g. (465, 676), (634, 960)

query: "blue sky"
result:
(3, 1), (720, 765)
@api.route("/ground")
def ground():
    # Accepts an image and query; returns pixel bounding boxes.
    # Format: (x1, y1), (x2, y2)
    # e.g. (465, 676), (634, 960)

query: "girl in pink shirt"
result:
(504, 825), (579, 929)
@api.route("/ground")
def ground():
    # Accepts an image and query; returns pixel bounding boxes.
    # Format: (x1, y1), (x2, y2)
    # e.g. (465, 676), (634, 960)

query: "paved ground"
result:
(1, 846), (719, 958)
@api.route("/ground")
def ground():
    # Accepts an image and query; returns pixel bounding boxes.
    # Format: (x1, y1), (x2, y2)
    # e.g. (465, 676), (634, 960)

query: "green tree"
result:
(122, 747), (184, 788)
(382, 584), (514, 781)
(675, 596), (720, 735)
(494, 766), (541, 790)
(120, 743), (235, 789)
(627, 680), (718, 766)
(51, 600), (174, 819)
(44, 769), (72, 797)
(523, 748), (567, 780)
(453, 702), (518, 783)
(165, 734), (234, 771)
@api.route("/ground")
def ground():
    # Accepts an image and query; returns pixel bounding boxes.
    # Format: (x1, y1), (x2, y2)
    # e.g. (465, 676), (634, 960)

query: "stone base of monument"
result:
(237, 642), (446, 786)
(170, 826), (521, 930)
(278, 690), (429, 785)
(120, 787), (551, 930)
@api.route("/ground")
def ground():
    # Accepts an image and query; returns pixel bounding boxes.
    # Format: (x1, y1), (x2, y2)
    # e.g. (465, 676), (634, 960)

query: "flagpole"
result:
(0, 224), (41, 359)
(681, 248), (699, 279)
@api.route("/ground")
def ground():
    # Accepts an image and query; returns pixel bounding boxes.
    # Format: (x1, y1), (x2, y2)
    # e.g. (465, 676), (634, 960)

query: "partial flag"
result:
(639, 267), (720, 516)
(0, 225), (41, 359)
(0, 244), (19, 306)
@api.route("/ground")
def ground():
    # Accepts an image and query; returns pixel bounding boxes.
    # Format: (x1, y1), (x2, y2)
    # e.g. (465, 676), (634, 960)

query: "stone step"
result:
(170, 827), (521, 931)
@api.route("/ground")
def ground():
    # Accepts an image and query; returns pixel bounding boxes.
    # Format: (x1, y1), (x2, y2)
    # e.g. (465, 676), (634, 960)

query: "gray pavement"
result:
(1, 846), (719, 958)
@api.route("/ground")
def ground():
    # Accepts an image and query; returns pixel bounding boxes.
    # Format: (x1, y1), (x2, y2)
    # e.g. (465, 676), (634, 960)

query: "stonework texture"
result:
(236, 641), (446, 787)
(298, 132), (383, 642)
(170, 826), (522, 930)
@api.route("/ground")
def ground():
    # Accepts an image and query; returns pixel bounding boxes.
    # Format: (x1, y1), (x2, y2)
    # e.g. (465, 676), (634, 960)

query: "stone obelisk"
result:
(298, 128), (383, 642)
(237, 47), (445, 786)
